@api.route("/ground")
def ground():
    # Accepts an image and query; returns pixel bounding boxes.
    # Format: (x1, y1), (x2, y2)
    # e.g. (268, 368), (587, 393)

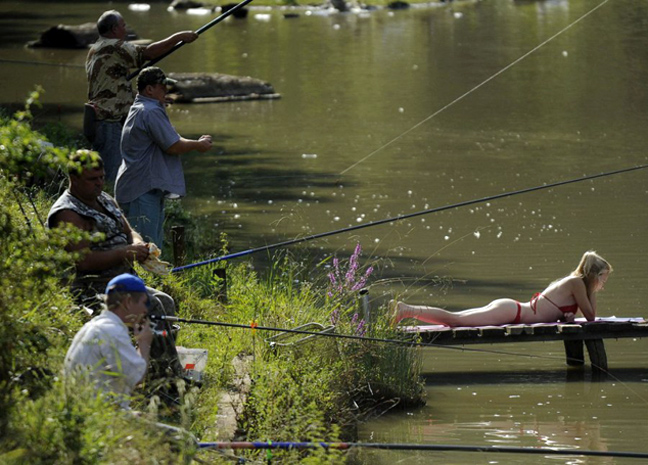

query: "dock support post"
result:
(564, 340), (585, 366)
(585, 339), (608, 372)
(171, 225), (186, 267)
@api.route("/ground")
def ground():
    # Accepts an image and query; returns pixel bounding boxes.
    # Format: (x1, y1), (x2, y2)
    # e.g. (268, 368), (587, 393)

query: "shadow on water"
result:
(419, 368), (648, 386)
(0, 102), (85, 124)
(188, 150), (349, 198)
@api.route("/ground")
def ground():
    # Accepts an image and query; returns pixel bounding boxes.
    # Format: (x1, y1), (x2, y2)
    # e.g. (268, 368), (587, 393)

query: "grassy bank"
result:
(0, 91), (424, 464)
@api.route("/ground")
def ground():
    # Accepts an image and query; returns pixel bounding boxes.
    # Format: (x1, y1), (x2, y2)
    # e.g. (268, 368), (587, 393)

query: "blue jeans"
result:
(93, 120), (123, 182)
(121, 190), (165, 249)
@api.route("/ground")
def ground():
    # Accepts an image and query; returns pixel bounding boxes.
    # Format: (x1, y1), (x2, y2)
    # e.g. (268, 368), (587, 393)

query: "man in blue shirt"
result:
(115, 66), (212, 250)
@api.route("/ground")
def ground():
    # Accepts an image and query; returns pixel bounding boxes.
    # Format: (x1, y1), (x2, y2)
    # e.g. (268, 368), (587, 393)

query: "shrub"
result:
(1, 91), (424, 464)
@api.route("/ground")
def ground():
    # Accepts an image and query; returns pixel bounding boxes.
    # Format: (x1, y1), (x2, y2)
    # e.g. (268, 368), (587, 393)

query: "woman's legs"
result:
(393, 298), (519, 327)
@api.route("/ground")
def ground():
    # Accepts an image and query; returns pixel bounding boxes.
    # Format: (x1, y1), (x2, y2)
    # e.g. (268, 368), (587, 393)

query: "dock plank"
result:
(403, 317), (647, 371)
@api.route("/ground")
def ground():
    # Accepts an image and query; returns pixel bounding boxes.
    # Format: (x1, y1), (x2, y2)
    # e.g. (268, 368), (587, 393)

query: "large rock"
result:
(28, 23), (98, 49)
(28, 23), (139, 49)
(169, 0), (210, 10)
(221, 3), (249, 18)
(387, 1), (410, 9)
(169, 1), (249, 18)
(168, 72), (280, 103)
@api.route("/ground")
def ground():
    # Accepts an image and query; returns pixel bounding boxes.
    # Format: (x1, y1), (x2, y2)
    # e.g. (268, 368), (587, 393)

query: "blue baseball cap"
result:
(105, 273), (147, 295)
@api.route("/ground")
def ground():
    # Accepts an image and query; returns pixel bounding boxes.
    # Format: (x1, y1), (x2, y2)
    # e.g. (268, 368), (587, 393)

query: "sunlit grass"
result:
(1, 93), (424, 463)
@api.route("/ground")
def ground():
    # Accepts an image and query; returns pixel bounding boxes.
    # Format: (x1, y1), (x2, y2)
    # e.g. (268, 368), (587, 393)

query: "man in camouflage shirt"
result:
(86, 10), (198, 182)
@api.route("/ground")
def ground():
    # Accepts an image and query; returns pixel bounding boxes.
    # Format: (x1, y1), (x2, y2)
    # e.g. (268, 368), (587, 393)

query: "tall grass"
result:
(1, 91), (423, 463)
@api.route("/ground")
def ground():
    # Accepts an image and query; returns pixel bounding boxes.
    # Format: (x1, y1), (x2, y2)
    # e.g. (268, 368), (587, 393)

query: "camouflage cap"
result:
(136, 66), (177, 91)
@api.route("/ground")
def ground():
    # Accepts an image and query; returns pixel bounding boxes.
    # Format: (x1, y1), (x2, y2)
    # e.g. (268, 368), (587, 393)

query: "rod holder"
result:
(171, 225), (186, 267)
(359, 288), (370, 326)
(213, 268), (228, 303)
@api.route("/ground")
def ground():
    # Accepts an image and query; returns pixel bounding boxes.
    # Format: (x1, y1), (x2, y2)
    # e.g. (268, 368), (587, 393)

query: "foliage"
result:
(0, 88), (71, 187)
(39, 120), (89, 153)
(0, 186), (80, 438)
(3, 378), (193, 465)
(0, 95), (198, 463)
(328, 243), (374, 298)
(327, 243), (374, 337)
(0, 93), (424, 464)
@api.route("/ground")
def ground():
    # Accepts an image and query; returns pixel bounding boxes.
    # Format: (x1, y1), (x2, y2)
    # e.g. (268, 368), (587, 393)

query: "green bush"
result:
(0, 91), (424, 464)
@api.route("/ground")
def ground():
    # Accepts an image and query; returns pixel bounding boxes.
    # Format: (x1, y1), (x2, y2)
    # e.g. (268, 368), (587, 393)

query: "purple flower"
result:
(356, 319), (366, 336)
(326, 243), (374, 297)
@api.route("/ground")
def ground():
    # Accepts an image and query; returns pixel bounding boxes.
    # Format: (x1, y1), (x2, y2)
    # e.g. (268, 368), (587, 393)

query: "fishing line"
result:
(172, 163), (648, 273)
(395, 227), (491, 300)
(0, 58), (85, 69)
(198, 440), (648, 458)
(151, 314), (611, 364)
(126, 0), (256, 80)
(157, 315), (648, 405)
(339, 0), (611, 175)
(11, 188), (34, 236)
(156, 312), (648, 402)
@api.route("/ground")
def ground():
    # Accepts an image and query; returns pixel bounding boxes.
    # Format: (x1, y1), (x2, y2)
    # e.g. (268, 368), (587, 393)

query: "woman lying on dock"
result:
(392, 251), (612, 327)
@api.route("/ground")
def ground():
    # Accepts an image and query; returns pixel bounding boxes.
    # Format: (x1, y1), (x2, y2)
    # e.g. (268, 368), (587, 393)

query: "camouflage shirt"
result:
(86, 38), (145, 121)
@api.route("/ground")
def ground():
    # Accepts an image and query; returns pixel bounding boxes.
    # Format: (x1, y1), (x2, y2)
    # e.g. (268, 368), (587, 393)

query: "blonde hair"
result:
(572, 250), (612, 291)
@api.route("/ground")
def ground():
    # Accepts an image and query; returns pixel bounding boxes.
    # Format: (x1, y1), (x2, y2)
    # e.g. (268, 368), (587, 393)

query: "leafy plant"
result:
(0, 91), (424, 464)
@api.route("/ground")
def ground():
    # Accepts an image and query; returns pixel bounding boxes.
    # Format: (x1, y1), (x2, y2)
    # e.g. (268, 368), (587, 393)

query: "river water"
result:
(1, 0), (648, 462)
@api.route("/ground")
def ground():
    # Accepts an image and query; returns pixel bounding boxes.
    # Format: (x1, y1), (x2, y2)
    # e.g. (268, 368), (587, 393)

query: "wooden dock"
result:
(401, 317), (648, 372)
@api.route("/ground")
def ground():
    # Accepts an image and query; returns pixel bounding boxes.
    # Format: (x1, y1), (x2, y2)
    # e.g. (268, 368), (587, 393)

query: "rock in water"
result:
(29, 23), (99, 48)
(170, 0), (209, 10)
(168, 73), (280, 103)
(28, 23), (139, 49)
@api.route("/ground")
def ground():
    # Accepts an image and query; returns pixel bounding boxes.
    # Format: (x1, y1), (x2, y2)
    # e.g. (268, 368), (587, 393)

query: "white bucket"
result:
(176, 347), (209, 382)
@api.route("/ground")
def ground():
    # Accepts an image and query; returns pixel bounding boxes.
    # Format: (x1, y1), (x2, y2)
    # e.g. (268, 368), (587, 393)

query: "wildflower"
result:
(356, 319), (366, 337)
(327, 243), (374, 297)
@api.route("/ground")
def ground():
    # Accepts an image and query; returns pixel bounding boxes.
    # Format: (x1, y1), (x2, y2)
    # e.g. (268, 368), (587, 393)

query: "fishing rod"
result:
(172, 163), (648, 273)
(152, 314), (441, 348)
(126, 0), (255, 80)
(198, 440), (648, 459)
(149, 314), (596, 363)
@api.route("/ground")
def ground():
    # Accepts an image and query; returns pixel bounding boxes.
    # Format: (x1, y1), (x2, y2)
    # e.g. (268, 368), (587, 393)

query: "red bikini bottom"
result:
(512, 301), (522, 324)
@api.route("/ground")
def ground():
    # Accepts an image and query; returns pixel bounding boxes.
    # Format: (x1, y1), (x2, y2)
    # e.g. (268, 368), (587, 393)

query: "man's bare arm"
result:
(52, 210), (148, 271)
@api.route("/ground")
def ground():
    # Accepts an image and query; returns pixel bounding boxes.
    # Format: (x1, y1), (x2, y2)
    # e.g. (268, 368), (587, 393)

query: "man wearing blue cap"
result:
(64, 273), (152, 408)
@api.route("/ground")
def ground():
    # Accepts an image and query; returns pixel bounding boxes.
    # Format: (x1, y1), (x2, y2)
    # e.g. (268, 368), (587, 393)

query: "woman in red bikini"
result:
(391, 251), (612, 327)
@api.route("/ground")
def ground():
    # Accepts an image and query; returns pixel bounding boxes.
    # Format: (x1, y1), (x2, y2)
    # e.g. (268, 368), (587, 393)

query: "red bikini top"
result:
(531, 293), (578, 314)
